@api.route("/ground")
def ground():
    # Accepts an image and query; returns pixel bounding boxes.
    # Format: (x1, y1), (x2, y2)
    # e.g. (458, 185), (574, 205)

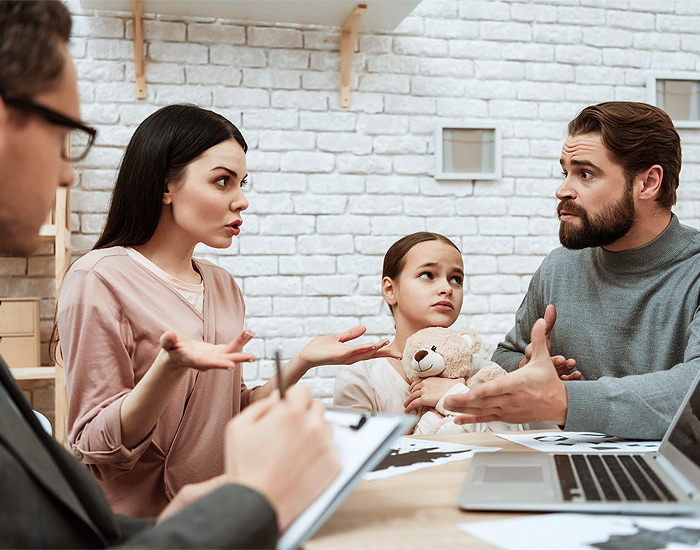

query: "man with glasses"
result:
(0, 1), (338, 547)
(0, 91), (97, 161)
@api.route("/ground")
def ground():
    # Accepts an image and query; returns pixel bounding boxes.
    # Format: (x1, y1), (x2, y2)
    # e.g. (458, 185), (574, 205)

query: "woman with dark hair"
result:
(57, 104), (399, 517)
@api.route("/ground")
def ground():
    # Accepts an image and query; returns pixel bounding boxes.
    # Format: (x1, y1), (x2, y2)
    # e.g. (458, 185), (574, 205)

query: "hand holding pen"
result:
(275, 350), (285, 399)
(225, 383), (340, 531)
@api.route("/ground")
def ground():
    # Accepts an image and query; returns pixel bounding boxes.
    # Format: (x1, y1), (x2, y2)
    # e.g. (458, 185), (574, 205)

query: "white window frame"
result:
(646, 73), (700, 129)
(434, 122), (502, 181)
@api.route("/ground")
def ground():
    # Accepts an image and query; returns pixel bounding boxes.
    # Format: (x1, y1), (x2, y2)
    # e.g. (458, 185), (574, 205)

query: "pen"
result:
(275, 350), (285, 399)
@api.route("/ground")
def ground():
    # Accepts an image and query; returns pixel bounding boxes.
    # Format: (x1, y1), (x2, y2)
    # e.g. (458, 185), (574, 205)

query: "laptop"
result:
(458, 369), (700, 514)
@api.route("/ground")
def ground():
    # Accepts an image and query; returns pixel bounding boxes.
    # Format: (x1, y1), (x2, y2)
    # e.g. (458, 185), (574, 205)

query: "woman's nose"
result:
(231, 191), (249, 212)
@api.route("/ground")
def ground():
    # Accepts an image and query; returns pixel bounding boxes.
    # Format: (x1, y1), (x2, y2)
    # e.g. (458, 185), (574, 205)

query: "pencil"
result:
(275, 350), (285, 399)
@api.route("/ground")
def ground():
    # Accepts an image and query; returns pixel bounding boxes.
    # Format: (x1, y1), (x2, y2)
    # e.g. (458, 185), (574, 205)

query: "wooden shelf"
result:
(39, 225), (70, 242)
(79, 0), (419, 106)
(34, 185), (71, 445)
(11, 367), (57, 381)
(79, 0), (419, 30)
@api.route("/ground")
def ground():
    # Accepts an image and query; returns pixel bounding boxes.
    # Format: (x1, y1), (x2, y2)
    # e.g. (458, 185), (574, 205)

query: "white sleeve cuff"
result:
(436, 382), (468, 415)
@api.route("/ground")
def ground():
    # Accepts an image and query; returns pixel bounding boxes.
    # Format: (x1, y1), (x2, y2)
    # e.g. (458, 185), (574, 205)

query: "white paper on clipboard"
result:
(277, 409), (416, 550)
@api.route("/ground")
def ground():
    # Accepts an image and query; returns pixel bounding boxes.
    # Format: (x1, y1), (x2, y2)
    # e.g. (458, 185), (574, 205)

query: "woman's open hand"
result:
(296, 326), (402, 369)
(160, 329), (257, 371)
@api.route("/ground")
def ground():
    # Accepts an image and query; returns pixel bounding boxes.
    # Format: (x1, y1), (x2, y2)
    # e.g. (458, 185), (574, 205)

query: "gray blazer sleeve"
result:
(119, 484), (278, 549)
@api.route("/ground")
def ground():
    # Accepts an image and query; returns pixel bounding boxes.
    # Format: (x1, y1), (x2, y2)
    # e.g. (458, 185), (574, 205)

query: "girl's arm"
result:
(251, 326), (402, 401)
(120, 330), (255, 448)
(403, 377), (467, 413)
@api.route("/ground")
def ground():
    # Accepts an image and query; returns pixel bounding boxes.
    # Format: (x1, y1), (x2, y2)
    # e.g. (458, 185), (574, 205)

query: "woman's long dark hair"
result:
(94, 104), (247, 250)
(52, 105), (247, 363)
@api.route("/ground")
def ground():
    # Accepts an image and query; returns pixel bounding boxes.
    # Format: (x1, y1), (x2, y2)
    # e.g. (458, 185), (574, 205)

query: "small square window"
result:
(435, 124), (501, 180)
(647, 74), (700, 128)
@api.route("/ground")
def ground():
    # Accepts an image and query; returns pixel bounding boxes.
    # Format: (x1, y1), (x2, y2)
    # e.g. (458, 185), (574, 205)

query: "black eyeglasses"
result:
(0, 91), (96, 162)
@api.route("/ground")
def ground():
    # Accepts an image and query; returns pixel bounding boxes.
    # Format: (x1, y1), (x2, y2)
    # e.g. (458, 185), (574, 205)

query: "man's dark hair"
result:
(568, 101), (682, 209)
(0, 0), (72, 96)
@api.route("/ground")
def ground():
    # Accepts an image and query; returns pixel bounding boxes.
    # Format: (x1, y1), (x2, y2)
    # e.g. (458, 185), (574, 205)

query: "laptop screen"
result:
(666, 372), (700, 469)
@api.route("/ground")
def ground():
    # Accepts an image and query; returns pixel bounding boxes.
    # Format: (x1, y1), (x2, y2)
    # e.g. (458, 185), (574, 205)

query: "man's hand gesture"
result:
(518, 304), (580, 381)
(444, 317), (569, 426)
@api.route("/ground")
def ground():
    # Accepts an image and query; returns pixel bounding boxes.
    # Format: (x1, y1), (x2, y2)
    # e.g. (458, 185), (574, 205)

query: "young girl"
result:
(57, 104), (398, 517)
(333, 232), (518, 433)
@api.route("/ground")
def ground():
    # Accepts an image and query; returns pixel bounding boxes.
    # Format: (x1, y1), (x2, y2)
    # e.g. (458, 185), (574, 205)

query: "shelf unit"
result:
(79, 0), (420, 105)
(11, 186), (70, 446)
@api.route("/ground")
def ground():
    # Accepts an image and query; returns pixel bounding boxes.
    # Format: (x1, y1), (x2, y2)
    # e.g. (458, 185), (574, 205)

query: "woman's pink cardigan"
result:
(57, 247), (256, 517)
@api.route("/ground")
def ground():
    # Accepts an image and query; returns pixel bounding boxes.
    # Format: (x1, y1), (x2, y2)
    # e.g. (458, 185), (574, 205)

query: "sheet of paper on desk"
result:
(458, 513), (700, 550)
(496, 431), (660, 454)
(363, 436), (500, 481)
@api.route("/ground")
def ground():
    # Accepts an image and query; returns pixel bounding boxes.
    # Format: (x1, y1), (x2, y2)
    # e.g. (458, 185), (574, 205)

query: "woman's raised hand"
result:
(296, 325), (402, 368)
(159, 329), (257, 371)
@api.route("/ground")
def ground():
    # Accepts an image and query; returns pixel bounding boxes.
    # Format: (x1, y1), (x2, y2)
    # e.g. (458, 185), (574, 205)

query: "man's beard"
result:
(558, 181), (636, 250)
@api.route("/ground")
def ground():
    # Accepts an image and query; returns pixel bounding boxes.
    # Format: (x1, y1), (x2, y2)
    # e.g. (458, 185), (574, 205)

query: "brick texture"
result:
(8, 0), (700, 413)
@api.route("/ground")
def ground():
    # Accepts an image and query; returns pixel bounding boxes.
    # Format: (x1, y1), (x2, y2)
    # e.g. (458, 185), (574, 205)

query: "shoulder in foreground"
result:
(679, 220), (700, 244)
(68, 247), (129, 274)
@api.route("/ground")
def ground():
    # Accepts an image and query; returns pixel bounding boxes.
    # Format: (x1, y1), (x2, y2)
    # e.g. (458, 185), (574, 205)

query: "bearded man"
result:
(444, 101), (700, 440)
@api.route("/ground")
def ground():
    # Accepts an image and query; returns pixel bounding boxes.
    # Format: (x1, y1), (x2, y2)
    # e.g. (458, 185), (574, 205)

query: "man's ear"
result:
(162, 180), (173, 205)
(382, 276), (397, 306)
(637, 164), (663, 201)
(0, 96), (10, 147)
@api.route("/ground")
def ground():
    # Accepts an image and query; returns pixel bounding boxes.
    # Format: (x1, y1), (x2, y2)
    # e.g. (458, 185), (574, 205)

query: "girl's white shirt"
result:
(333, 357), (409, 415)
(125, 247), (204, 315)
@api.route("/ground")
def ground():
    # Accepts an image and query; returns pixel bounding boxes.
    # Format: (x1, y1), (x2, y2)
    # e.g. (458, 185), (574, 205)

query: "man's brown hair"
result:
(0, 0), (72, 97)
(568, 101), (682, 209)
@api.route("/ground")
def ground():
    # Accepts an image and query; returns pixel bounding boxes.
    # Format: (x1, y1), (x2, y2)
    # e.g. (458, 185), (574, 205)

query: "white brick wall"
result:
(6, 0), (700, 413)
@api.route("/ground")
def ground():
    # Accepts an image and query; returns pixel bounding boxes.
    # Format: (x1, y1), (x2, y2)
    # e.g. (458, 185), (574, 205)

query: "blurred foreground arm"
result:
(148, 385), (340, 548)
(226, 385), (340, 531)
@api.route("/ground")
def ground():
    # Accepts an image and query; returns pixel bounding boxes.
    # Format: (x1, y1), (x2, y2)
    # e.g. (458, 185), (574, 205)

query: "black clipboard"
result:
(277, 409), (417, 549)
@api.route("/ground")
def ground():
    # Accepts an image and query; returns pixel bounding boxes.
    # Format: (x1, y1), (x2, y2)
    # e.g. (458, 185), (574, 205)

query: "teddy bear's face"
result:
(403, 326), (482, 384)
(410, 346), (446, 378)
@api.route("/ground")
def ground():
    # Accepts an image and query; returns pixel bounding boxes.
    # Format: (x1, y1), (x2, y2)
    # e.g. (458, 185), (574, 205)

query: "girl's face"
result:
(163, 138), (248, 249)
(383, 240), (464, 336)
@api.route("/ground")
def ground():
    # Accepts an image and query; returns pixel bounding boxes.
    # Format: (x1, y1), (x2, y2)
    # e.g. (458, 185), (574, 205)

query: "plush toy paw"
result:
(466, 364), (506, 389)
(435, 417), (467, 435)
(414, 410), (446, 435)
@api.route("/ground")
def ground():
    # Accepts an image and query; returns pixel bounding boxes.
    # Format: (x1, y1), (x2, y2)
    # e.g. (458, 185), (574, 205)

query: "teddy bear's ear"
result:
(461, 333), (476, 347)
(458, 328), (482, 353)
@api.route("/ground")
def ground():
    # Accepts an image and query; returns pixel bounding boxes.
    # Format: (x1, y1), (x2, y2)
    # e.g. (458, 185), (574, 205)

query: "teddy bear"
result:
(403, 326), (508, 435)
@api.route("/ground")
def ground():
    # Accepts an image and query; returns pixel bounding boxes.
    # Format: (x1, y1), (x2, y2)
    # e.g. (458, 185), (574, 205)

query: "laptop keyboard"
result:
(554, 454), (677, 502)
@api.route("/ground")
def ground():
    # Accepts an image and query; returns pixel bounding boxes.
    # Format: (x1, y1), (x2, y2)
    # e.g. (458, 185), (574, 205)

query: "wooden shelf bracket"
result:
(339, 4), (366, 108)
(131, 0), (147, 99)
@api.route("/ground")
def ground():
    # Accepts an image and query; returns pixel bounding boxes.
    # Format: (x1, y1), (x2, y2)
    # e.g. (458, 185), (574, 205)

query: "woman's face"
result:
(163, 138), (248, 249)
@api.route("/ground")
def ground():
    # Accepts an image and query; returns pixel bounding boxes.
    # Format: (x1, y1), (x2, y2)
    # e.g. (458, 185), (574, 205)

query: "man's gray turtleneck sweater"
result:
(493, 214), (700, 439)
